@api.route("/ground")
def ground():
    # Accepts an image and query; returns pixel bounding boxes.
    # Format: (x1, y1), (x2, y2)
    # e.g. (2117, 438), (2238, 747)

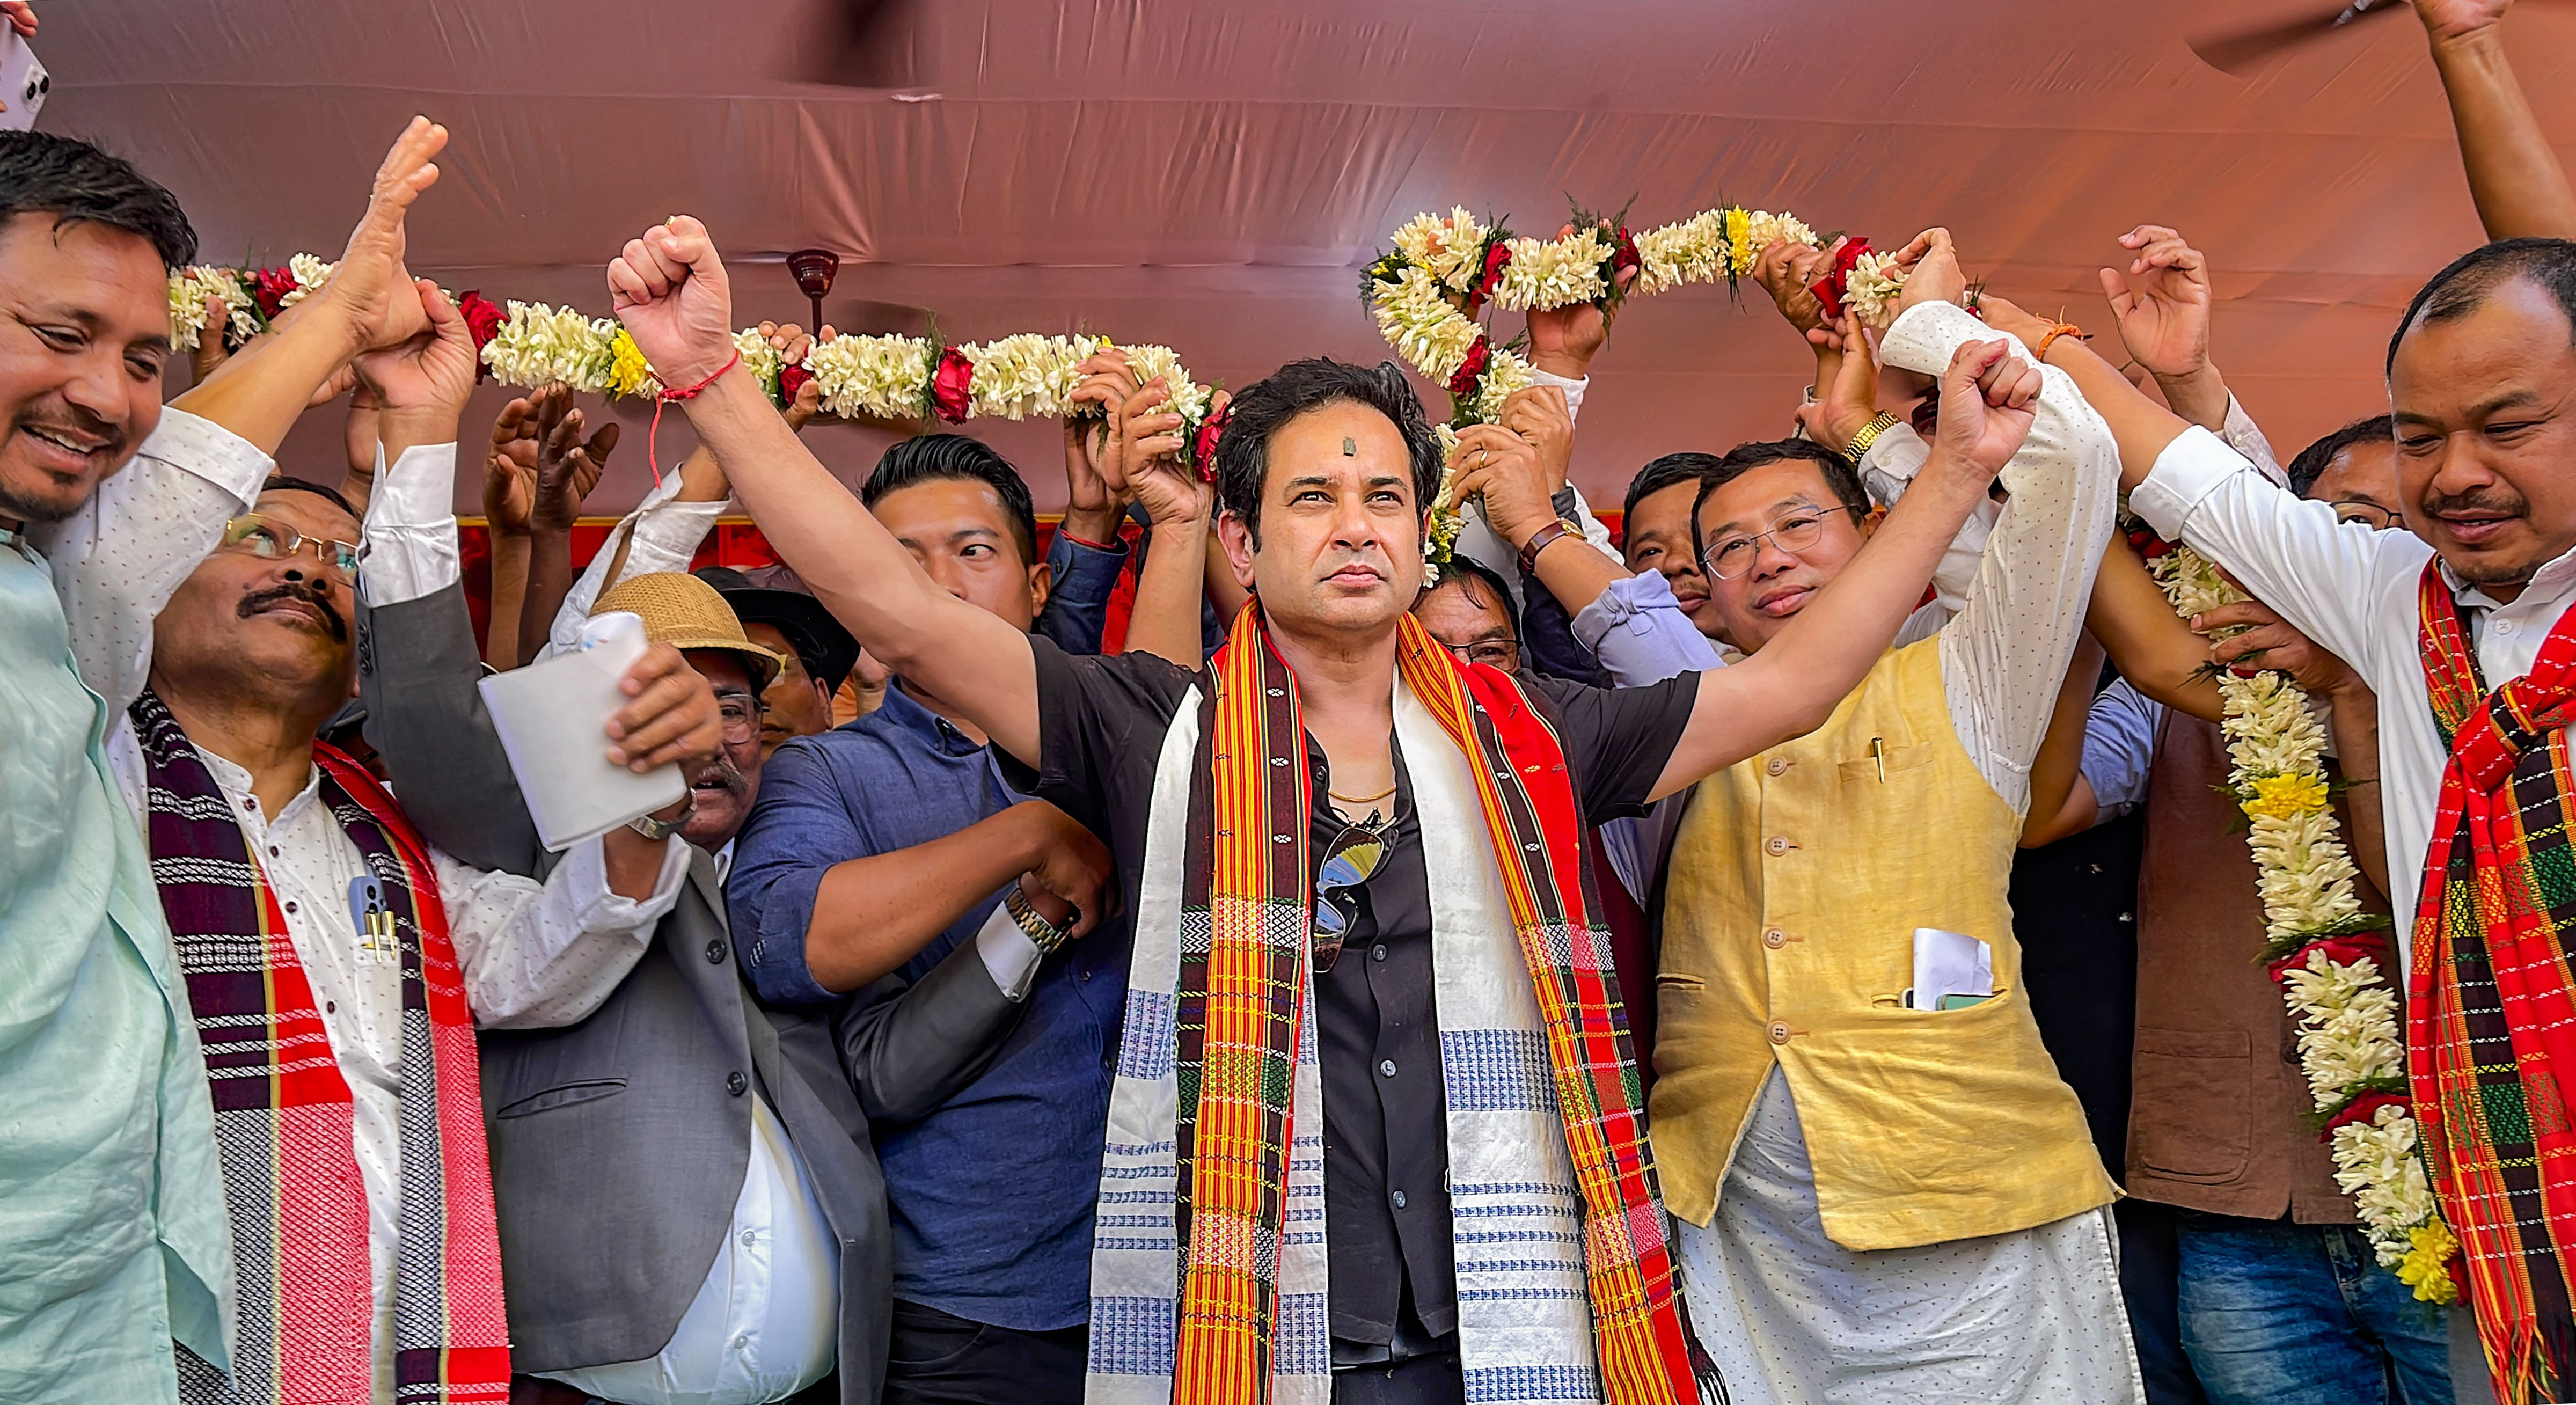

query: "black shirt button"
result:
(1379, 1059), (1397, 1078)
(1371, 944), (1388, 962)
(726, 1070), (748, 1096)
(706, 939), (728, 964)
(1391, 1189), (1408, 1209)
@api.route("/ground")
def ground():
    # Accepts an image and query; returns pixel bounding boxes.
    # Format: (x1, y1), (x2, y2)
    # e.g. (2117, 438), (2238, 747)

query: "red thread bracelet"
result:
(647, 349), (742, 485)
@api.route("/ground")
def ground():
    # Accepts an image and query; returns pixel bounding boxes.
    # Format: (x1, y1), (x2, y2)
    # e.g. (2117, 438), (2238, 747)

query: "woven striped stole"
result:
(1165, 606), (1698, 1404)
(2410, 566), (2576, 1405)
(131, 691), (509, 1405)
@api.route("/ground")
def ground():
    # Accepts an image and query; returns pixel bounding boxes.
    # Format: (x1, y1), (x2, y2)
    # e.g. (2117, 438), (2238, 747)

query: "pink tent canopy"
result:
(48, 0), (2576, 514)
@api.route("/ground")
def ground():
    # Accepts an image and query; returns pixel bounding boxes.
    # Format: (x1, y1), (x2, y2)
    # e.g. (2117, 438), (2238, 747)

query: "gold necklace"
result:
(1328, 781), (1396, 807)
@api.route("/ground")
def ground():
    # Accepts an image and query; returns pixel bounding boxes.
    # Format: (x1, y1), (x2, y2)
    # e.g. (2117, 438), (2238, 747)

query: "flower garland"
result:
(1363, 203), (1904, 425)
(167, 259), (1216, 439)
(2145, 540), (2460, 1302)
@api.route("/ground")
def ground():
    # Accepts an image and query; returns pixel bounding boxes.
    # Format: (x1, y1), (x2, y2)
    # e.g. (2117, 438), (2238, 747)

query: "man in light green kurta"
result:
(1, 533), (235, 1402)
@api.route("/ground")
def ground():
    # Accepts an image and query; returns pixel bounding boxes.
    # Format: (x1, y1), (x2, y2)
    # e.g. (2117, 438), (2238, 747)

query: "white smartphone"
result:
(0, 31), (47, 132)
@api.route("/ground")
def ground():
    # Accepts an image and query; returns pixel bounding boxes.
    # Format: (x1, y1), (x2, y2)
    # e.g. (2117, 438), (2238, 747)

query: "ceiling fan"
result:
(2189, 0), (2560, 75)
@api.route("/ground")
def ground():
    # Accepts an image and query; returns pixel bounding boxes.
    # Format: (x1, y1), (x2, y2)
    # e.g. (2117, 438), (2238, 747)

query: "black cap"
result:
(692, 565), (860, 694)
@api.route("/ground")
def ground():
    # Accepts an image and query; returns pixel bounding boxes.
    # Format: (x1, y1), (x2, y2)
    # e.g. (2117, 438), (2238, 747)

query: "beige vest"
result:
(1650, 638), (2116, 1248)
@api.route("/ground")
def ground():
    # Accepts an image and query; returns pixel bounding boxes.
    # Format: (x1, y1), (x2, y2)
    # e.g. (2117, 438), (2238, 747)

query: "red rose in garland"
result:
(2317, 1090), (2410, 1141)
(1608, 225), (1642, 287)
(1445, 336), (1491, 400)
(1463, 242), (1513, 318)
(457, 291), (505, 382)
(778, 361), (814, 408)
(1808, 237), (1874, 323)
(1191, 400), (1231, 484)
(250, 266), (301, 320)
(2264, 933), (2389, 985)
(932, 347), (975, 423)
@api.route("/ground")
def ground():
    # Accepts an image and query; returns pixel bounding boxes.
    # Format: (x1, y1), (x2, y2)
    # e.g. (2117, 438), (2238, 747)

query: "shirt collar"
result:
(874, 680), (988, 757)
(2440, 537), (2576, 611)
(196, 742), (323, 825)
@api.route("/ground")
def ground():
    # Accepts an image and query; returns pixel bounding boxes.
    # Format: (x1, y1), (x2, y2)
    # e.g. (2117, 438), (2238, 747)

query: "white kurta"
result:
(1675, 1071), (2143, 1405)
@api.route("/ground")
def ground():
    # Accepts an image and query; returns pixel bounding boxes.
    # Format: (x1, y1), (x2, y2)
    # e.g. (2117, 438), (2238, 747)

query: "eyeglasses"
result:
(714, 691), (767, 744)
(218, 514), (363, 585)
(1310, 822), (1387, 976)
(2329, 500), (2400, 531)
(1440, 638), (1521, 672)
(1701, 509), (1846, 581)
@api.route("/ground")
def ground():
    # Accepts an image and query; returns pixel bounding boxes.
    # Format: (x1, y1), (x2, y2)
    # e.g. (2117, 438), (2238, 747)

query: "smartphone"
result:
(0, 31), (48, 132)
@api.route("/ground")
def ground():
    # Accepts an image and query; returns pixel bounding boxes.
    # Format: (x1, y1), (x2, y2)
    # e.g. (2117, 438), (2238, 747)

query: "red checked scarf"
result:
(131, 691), (510, 1405)
(1168, 607), (1699, 1404)
(2411, 566), (2576, 1405)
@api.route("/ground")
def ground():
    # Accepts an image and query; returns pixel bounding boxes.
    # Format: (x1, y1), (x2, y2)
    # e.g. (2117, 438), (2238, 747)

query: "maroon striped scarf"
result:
(131, 691), (509, 1405)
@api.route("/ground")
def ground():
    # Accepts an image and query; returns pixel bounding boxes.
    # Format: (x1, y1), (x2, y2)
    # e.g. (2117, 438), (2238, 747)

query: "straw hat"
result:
(591, 572), (784, 693)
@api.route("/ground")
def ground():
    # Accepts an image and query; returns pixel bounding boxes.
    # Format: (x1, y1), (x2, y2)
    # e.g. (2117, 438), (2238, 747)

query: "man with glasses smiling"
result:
(1640, 241), (2140, 1399)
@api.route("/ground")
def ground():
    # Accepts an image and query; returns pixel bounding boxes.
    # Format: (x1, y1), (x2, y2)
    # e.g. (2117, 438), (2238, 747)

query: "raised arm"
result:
(2415, 0), (2576, 239)
(36, 117), (448, 710)
(606, 218), (1044, 762)
(1649, 332), (2044, 799)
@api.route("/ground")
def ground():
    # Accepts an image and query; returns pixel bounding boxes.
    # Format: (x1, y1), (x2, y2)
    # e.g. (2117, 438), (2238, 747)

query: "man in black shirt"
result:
(604, 214), (2040, 1405)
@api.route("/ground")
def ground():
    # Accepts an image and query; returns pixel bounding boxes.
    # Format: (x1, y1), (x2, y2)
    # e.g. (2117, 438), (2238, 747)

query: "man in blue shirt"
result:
(727, 433), (1118, 1405)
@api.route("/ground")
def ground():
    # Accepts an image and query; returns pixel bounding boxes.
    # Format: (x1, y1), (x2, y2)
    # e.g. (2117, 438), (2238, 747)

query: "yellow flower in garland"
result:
(2399, 1220), (2461, 1304)
(1723, 207), (1757, 275)
(2243, 772), (2331, 821)
(607, 327), (656, 398)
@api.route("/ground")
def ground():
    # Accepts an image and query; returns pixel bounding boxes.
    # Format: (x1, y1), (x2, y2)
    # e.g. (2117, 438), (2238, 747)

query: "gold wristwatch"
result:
(1005, 886), (1077, 955)
(1843, 411), (1903, 466)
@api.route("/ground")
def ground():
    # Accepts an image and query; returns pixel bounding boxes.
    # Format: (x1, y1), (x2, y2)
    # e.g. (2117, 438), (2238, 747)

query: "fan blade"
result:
(2187, 0), (2406, 75)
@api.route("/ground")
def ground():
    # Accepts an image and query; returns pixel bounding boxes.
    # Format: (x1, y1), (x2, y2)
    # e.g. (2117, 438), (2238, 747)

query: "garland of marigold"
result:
(2146, 540), (2460, 1302)
(168, 259), (1216, 446)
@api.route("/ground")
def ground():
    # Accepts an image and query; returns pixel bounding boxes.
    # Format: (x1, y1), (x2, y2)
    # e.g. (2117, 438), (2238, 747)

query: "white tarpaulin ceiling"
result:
(45, 0), (2576, 513)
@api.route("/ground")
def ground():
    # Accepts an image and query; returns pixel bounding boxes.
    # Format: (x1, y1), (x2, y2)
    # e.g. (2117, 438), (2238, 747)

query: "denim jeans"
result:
(2175, 1211), (2456, 1404)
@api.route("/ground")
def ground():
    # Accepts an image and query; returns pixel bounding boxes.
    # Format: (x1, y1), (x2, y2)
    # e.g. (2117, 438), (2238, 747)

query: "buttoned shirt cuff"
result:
(558, 828), (693, 933)
(2220, 394), (2288, 489)
(2129, 425), (2251, 542)
(972, 899), (1045, 1002)
(1570, 571), (1726, 685)
(1527, 367), (1587, 420)
(1880, 299), (2022, 379)
(358, 442), (462, 607)
(1046, 529), (1131, 599)
(541, 478), (727, 660)
(1856, 422), (1931, 506)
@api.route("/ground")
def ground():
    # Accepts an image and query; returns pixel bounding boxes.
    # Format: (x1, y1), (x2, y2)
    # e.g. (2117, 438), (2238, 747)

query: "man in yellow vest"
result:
(1652, 232), (2138, 1402)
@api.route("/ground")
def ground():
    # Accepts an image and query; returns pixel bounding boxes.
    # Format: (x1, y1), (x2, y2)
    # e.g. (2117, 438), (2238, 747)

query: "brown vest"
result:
(2127, 710), (2382, 1221)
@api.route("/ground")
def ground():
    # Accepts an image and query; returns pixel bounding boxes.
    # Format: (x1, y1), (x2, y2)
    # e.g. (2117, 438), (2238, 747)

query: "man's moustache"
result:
(690, 755), (748, 793)
(238, 583), (347, 641)
(2422, 488), (2528, 519)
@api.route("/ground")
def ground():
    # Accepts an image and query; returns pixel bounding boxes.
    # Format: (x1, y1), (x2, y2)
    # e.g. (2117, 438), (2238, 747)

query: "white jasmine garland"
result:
(166, 254), (1203, 427)
(1365, 203), (1889, 425)
(2147, 541), (2456, 1301)
(1841, 251), (1906, 330)
(803, 332), (932, 421)
(733, 329), (783, 403)
(482, 300), (622, 394)
(1390, 207), (1489, 292)
(1489, 229), (1612, 312)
